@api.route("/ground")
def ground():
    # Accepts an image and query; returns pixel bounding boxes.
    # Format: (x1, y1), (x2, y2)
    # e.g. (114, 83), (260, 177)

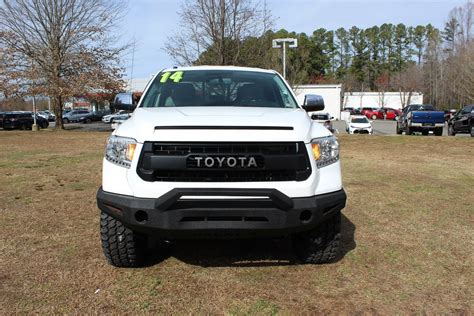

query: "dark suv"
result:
(448, 105), (474, 137)
(1, 112), (49, 130)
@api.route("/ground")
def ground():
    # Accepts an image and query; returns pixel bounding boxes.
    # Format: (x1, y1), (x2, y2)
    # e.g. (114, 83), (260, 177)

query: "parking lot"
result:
(50, 121), (112, 132)
(1, 131), (472, 314)
(332, 119), (456, 136)
(48, 118), (462, 136)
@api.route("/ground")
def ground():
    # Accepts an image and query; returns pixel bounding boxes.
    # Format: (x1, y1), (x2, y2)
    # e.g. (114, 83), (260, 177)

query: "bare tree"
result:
(165, 0), (273, 66)
(0, 0), (126, 129)
(375, 73), (390, 108)
(393, 64), (423, 107)
(454, 41), (474, 104)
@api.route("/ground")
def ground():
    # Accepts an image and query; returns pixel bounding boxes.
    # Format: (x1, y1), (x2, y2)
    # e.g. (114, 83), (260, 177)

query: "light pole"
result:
(272, 38), (298, 79)
(32, 95), (38, 131)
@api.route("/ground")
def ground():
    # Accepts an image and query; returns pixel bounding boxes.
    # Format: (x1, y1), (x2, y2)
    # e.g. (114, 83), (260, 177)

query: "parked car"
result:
(2, 112), (49, 130)
(361, 107), (382, 120)
(62, 109), (90, 123)
(38, 110), (56, 122)
(78, 111), (104, 123)
(444, 109), (458, 122)
(346, 115), (373, 134)
(102, 110), (129, 123)
(110, 113), (131, 130)
(448, 105), (473, 137)
(396, 104), (445, 136)
(310, 112), (333, 122)
(310, 112), (335, 133)
(378, 108), (401, 120)
(343, 107), (361, 115)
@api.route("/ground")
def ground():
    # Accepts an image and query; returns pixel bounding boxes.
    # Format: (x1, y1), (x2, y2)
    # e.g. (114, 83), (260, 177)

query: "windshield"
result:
(351, 117), (369, 123)
(411, 104), (436, 111)
(140, 70), (298, 108)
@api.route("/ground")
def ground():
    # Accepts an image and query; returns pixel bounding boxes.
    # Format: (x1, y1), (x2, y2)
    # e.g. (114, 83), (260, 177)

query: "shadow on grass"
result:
(143, 213), (356, 268)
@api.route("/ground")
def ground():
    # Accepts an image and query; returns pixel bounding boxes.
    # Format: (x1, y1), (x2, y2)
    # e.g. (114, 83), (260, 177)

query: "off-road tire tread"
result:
(100, 211), (145, 267)
(293, 212), (341, 264)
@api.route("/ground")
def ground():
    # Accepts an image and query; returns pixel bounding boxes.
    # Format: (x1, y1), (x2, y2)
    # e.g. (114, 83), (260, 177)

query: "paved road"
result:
(50, 121), (112, 132)
(332, 119), (459, 136)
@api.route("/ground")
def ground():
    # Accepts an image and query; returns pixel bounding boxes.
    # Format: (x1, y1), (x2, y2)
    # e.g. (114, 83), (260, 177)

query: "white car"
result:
(110, 113), (131, 130)
(97, 66), (347, 267)
(346, 115), (373, 134)
(310, 112), (336, 133)
(102, 110), (129, 123)
(38, 110), (55, 122)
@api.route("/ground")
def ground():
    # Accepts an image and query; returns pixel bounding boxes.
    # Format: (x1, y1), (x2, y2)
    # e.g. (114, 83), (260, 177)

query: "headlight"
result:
(311, 136), (339, 168)
(105, 135), (137, 168)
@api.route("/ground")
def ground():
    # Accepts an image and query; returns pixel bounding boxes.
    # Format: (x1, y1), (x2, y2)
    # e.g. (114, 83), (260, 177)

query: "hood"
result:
(115, 106), (331, 143)
(350, 122), (372, 128)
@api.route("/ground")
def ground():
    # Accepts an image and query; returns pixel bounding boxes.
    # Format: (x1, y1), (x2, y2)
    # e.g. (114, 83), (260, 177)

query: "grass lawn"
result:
(0, 131), (473, 314)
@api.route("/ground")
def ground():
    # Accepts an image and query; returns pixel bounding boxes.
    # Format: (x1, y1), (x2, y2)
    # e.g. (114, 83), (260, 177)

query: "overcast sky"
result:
(119, 0), (467, 79)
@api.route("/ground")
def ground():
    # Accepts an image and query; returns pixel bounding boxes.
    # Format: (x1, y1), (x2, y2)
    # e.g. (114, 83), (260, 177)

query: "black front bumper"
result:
(97, 187), (346, 238)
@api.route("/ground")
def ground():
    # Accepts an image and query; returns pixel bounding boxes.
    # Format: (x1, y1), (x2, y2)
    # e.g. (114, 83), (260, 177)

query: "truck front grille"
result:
(137, 142), (312, 182)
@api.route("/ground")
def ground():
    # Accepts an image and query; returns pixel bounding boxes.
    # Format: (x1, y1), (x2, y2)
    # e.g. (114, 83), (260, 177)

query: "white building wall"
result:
(293, 85), (342, 119)
(344, 92), (423, 110)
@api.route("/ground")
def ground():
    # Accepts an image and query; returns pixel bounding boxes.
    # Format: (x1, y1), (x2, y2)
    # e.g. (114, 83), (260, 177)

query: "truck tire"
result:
(100, 211), (146, 267)
(470, 126), (473, 137)
(448, 125), (455, 136)
(405, 126), (412, 135)
(422, 130), (429, 136)
(293, 212), (341, 264)
(434, 127), (443, 136)
(396, 125), (402, 134)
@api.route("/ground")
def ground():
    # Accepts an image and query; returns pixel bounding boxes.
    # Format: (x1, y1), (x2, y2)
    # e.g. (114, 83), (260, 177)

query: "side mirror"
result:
(302, 94), (325, 112)
(330, 116), (335, 120)
(113, 93), (136, 111)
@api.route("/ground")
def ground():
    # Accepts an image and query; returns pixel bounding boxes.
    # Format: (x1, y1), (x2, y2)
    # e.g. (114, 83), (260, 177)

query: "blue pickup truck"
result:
(396, 104), (445, 136)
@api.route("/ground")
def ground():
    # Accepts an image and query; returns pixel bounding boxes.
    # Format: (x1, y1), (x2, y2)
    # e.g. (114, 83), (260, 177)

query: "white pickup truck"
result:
(97, 66), (346, 267)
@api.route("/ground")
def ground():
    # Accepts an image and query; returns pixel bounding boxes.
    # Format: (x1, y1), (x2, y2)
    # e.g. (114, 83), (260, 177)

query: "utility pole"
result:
(272, 38), (298, 79)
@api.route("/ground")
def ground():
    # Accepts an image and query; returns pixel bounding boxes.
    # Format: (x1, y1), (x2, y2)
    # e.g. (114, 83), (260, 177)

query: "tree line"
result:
(1, 0), (472, 127)
(168, 0), (473, 109)
(0, 0), (125, 129)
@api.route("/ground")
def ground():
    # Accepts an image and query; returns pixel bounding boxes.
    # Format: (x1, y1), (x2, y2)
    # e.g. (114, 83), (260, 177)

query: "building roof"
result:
(294, 84), (343, 89)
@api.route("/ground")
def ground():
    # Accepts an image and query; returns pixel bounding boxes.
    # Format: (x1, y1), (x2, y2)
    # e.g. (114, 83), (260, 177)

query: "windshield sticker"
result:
(160, 71), (184, 83)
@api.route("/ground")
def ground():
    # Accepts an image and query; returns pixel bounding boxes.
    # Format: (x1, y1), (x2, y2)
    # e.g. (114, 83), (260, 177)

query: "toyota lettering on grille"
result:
(189, 156), (260, 168)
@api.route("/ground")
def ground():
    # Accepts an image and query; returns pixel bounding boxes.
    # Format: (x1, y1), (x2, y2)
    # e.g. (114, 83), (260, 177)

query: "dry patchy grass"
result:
(0, 131), (473, 314)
